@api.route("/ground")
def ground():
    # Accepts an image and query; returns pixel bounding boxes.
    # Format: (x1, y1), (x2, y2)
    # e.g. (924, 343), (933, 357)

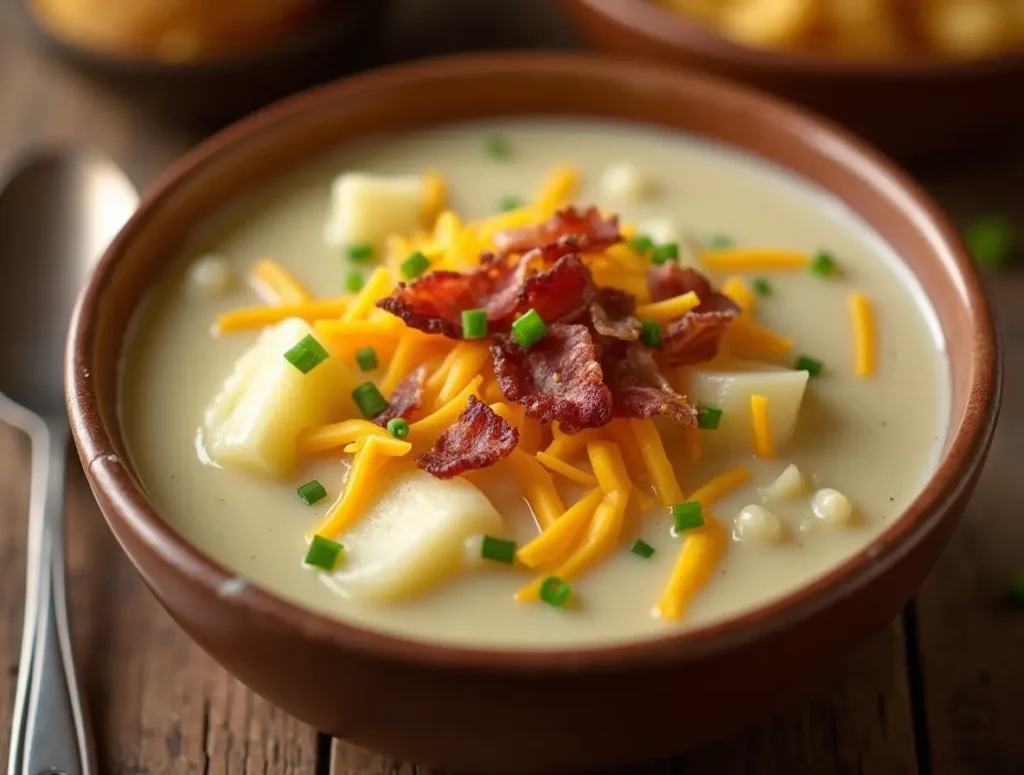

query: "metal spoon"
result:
(0, 150), (137, 775)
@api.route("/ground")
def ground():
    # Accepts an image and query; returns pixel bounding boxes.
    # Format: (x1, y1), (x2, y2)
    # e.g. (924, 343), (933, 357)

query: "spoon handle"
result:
(7, 420), (94, 775)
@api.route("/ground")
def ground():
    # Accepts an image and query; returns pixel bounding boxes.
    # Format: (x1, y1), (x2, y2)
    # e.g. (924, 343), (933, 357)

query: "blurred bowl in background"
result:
(15, 0), (392, 129)
(561, 0), (1024, 159)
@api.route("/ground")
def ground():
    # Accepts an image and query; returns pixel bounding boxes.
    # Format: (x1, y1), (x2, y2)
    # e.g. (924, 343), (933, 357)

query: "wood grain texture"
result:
(911, 143), (1024, 775)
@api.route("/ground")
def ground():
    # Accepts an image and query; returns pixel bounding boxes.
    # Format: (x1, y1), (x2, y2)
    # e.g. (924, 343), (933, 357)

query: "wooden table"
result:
(1, 1), (1022, 773)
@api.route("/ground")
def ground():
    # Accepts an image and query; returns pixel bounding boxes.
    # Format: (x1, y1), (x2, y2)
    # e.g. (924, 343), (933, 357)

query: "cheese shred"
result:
(849, 291), (876, 378)
(634, 291), (701, 323)
(509, 449), (565, 530)
(215, 299), (349, 334)
(516, 487), (604, 568)
(629, 419), (685, 506)
(751, 394), (773, 458)
(654, 514), (727, 620)
(700, 249), (809, 272)
(249, 259), (312, 305)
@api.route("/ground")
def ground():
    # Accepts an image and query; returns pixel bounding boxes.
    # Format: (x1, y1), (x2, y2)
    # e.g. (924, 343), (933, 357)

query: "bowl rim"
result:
(67, 50), (1000, 673)
(569, 0), (1024, 77)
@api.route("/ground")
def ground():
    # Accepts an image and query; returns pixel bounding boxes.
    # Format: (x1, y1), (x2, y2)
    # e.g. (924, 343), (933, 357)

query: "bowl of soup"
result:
(561, 0), (1024, 157)
(66, 52), (998, 773)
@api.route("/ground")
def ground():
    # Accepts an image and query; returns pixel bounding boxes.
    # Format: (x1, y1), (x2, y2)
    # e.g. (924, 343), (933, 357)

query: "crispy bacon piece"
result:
(601, 340), (698, 425)
(590, 287), (641, 341)
(494, 206), (621, 255)
(377, 254), (595, 339)
(416, 396), (518, 479)
(375, 365), (427, 426)
(491, 323), (612, 433)
(645, 264), (740, 366)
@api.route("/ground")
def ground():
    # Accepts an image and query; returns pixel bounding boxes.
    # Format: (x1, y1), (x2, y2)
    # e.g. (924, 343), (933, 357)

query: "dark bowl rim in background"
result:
(65, 50), (1000, 675)
(567, 0), (1024, 77)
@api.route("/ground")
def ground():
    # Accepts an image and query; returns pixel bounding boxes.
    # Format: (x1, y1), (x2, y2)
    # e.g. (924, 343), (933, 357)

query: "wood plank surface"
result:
(0, 0), (1020, 773)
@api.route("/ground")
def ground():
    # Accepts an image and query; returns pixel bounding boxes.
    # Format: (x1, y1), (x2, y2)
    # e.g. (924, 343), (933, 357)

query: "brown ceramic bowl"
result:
(66, 52), (999, 774)
(15, 0), (391, 128)
(562, 0), (1024, 158)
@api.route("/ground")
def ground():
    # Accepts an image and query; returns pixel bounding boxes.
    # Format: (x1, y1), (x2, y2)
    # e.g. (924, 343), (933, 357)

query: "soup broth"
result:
(121, 118), (948, 647)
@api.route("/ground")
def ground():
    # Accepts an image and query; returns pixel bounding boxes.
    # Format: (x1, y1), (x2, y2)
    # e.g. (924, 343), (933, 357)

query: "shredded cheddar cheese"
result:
(723, 316), (793, 359)
(689, 466), (751, 507)
(508, 449), (565, 530)
(634, 291), (701, 323)
(435, 342), (490, 406)
(849, 291), (876, 378)
(296, 419), (390, 455)
(407, 376), (483, 443)
(341, 266), (394, 322)
(534, 164), (579, 217)
(215, 299), (349, 334)
(700, 249), (809, 272)
(587, 441), (632, 496)
(629, 419), (684, 507)
(516, 487), (605, 568)
(420, 171), (447, 230)
(543, 427), (602, 462)
(751, 394), (773, 458)
(311, 436), (411, 538)
(517, 489), (627, 602)
(517, 418), (543, 454)
(655, 514), (727, 620)
(249, 259), (312, 305)
(721, 275), (754, 315)
(536, 451), (598, 488)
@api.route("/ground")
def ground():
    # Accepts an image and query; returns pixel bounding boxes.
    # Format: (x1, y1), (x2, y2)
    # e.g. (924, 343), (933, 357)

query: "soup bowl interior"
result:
(66, 53), (999, 773)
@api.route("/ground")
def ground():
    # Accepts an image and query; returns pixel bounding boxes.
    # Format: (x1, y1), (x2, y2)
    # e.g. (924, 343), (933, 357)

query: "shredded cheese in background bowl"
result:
(205, 161), (875, 621)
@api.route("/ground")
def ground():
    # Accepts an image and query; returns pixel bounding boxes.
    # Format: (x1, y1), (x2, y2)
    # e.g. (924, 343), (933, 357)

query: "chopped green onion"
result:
(345, 271), (365, 293)
(540, 576), (572, 608)
(631, 539), (655, 559)
(481, 535), (517, 564)
(352, 381), (389, 419)
(794, 355), (823, 377)
(966, 215), (1015, 268)
(387, 417), (410, 440)
(627, 235), (654, 254)
(810, 250), (838, 277)
(346, 242), (374, 263)
(304, 535), (344, 570)
(498, 195), (524, 212)
(697, 403), (723, 430)
(511, 308), (547, 350)
(485, 134), (511, 160)
(355, 346), (378, 372)
(672, 501), (704, 533)
(707, 234), (734, 249)
(283, 335), (330, 374)
(651, 243), (679, 265)
(462, 308), (488, 340)
(1009, 568), (1024, 605)
(751, 277), (772, 296)
(297, 479), (327, 506)
(400, 251), (431, 280)
(639, 319), (663, 349)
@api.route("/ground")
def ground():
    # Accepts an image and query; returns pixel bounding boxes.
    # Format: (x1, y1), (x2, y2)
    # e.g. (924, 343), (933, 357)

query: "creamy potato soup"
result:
(121, 119), (949, 648)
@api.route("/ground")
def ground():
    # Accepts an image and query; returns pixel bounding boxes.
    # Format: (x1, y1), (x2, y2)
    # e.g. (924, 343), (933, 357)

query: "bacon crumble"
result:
(375, 365), (427, 426)
(491, 323), (612, 434)
(601, 340), (698, 425)
(646, 263), (740, 366)
(589, 286), (641, 341)
(416, 396), (519, 479)
(493, 205), (621, 255)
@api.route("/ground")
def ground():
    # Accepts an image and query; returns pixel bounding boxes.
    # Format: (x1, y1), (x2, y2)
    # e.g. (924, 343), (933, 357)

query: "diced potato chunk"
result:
(811, 487), (856, 526)
(331, 470), (504, 601)
(761, 463), (806, 501)
(188, 254), (233, 296)
(690, 360), (809, 452)
(600, 162), (653, 202)
(324, 173), (423, 247)
(734, 504), (785, 544)
(203, 318), (355, 478)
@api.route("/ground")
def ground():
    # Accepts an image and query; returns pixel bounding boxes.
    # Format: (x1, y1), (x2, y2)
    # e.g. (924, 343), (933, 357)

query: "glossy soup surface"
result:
(121, 118), (949, 647)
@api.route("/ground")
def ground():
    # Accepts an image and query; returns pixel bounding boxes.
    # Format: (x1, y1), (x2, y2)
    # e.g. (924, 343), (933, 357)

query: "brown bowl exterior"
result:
(562, 0), (1024, 159)
(66, 53), (999, 773)
(15, 0), (391, 128)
